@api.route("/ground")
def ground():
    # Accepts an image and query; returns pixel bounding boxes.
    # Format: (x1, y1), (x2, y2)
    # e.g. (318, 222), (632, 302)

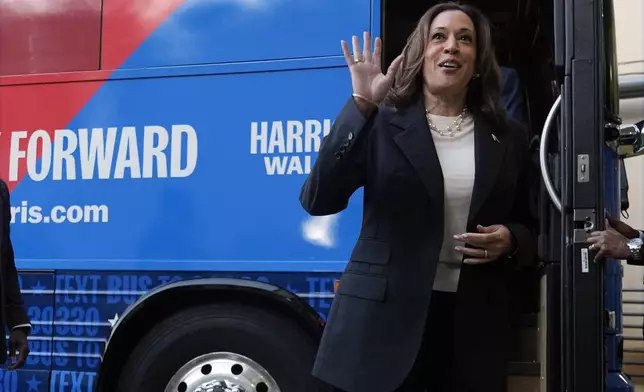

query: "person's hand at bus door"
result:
(453, 224), (516, 264)
(588, 218), (631, 262)
(7, 328), (29, 369)
(341, 32), (404, 117)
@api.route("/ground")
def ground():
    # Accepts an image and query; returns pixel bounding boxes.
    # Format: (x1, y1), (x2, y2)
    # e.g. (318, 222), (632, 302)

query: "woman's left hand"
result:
(454, 224), (515, 264)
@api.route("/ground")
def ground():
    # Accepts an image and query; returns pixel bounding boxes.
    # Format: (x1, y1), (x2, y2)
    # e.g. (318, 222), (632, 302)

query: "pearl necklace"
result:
(425, 106), (469, 137)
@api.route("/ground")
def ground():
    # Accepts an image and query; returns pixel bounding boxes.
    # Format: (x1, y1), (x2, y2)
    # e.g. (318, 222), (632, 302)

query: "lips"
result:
(438, 59), (462, 69)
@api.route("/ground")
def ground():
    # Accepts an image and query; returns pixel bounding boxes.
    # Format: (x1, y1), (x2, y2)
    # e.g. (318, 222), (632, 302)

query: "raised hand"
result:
(341, 31), (404, 106)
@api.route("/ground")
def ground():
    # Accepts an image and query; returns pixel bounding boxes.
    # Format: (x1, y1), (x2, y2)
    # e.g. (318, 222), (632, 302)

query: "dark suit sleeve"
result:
(500, 67), (528, 126)
(299, 97), (374, 215)
(503, 121), (539, 268)
(0, 179), (31, 330)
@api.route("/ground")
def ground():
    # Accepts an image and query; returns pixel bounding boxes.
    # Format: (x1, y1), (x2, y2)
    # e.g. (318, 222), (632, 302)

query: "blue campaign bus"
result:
(0, 0), (642, 391)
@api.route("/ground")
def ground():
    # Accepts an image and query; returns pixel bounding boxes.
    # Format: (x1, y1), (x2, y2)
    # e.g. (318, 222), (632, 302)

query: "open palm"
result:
(341, 31), (404, 104)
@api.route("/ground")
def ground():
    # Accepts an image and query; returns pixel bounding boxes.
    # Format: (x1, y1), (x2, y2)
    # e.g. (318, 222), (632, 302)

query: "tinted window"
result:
(0, 0), (102, 76)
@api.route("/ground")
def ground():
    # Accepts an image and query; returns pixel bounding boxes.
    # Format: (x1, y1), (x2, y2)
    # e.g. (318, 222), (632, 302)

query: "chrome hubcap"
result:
(165, 352), (280, 392)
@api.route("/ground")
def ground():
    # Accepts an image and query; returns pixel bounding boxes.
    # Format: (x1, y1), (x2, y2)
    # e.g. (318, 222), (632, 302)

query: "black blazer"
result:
(0, 179), (31, 364)
(300, 97), (537, 392)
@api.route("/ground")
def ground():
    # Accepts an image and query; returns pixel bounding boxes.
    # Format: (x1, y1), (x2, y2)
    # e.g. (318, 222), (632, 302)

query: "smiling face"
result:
(423, 10), (477, 98)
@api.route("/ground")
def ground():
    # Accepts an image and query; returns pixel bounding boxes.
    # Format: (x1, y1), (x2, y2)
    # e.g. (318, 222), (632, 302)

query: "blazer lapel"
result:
(467, 111), (507, 226)
(389, 100), (444, 205)
(388, 101), (507, 222)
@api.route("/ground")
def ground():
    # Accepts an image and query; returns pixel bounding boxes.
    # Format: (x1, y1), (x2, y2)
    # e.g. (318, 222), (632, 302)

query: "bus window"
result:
(0, 0), (102, 76)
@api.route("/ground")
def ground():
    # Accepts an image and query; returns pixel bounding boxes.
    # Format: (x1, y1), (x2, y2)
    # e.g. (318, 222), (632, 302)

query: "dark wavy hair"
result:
(384, 1), (506, 125)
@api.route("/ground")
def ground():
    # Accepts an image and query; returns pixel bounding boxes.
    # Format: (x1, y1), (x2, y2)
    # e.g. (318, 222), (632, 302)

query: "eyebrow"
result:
(433, 27), (475, 34)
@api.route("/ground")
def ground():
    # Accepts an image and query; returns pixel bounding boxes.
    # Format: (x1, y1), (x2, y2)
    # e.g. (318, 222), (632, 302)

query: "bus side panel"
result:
(0, 81), (110, 188)
(4, 64), (359, 389)
(39, 269), (339, 391)
(101, 0), (372, 69)
(6, 66), (363, 270)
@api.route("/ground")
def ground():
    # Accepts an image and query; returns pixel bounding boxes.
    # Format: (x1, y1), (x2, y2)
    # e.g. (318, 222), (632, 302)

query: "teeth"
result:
(440, 62), (459, 68)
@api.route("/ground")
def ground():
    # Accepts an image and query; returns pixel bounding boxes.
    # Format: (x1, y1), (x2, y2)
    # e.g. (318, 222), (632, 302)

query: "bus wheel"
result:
(116, 302), (327, 392)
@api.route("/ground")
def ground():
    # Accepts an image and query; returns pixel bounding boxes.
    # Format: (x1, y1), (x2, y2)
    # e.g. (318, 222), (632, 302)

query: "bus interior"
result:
(383, 0), (560, 388)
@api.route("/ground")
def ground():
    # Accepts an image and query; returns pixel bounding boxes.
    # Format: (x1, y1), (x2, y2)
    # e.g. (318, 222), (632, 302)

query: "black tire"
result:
(116, 302), (330, 392)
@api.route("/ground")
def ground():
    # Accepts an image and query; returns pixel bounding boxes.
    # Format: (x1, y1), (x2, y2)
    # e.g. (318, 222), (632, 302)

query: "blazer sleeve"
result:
(299, 97), (374, 216)
(0, 179), (31, 330)
(503, 121), (539, 269)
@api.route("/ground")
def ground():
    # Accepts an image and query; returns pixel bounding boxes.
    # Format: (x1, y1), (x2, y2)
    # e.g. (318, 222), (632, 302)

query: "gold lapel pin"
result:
(492, 134), (500, 143)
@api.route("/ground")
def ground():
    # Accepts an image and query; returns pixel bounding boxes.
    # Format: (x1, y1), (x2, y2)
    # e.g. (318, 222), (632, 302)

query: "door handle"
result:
(539, 94), (562, 212)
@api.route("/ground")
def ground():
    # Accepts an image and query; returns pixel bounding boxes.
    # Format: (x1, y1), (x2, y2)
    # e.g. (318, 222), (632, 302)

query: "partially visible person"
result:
(0, 178), (31, 369)
(299, 2), (537, 391)
(500, 66), (528, 125)
(588, 213), (644, 264)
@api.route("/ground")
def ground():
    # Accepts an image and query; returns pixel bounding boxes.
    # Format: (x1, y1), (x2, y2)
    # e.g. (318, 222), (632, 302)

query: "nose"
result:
(443, 35), (459, 54)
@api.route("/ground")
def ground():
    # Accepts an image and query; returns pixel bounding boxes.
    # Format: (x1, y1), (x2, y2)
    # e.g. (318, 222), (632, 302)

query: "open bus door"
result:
(542, 0), (644, 390)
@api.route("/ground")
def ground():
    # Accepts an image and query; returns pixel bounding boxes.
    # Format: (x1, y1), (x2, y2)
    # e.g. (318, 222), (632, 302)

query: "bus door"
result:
(542, 0), (643, 390)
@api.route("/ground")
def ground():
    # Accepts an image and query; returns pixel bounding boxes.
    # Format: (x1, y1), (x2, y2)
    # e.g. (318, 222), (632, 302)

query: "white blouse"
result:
(426, 113), (476, 293)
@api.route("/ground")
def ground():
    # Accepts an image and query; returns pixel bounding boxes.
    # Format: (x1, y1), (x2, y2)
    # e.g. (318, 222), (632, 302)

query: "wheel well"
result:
(95, 281), (325, 392)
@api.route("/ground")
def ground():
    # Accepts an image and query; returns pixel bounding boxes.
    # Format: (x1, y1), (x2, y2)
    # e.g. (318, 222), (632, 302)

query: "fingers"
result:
(456, 245), (496, 264)
(476, 224), (498, 233)
(8, 341), (15, 361)
(588, 237), (604, 250)
(7, 346), (17, 369)
(8, 347), (28, 370)
(342, 33), (383, 66)
(341, 40), (354, 65)
(594, 245), (605, 263)
(386, 54), (404, 77)
(352, 35), (361, 61)
(455, 246), (487, 258)
(587, 234), (601, 242)
(589, 240), (606, 262)
(373, 37), (383, 65)
(464, 257), (494, 264)
(363, 31), (372, 62)
(454, 232), (495, 246)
